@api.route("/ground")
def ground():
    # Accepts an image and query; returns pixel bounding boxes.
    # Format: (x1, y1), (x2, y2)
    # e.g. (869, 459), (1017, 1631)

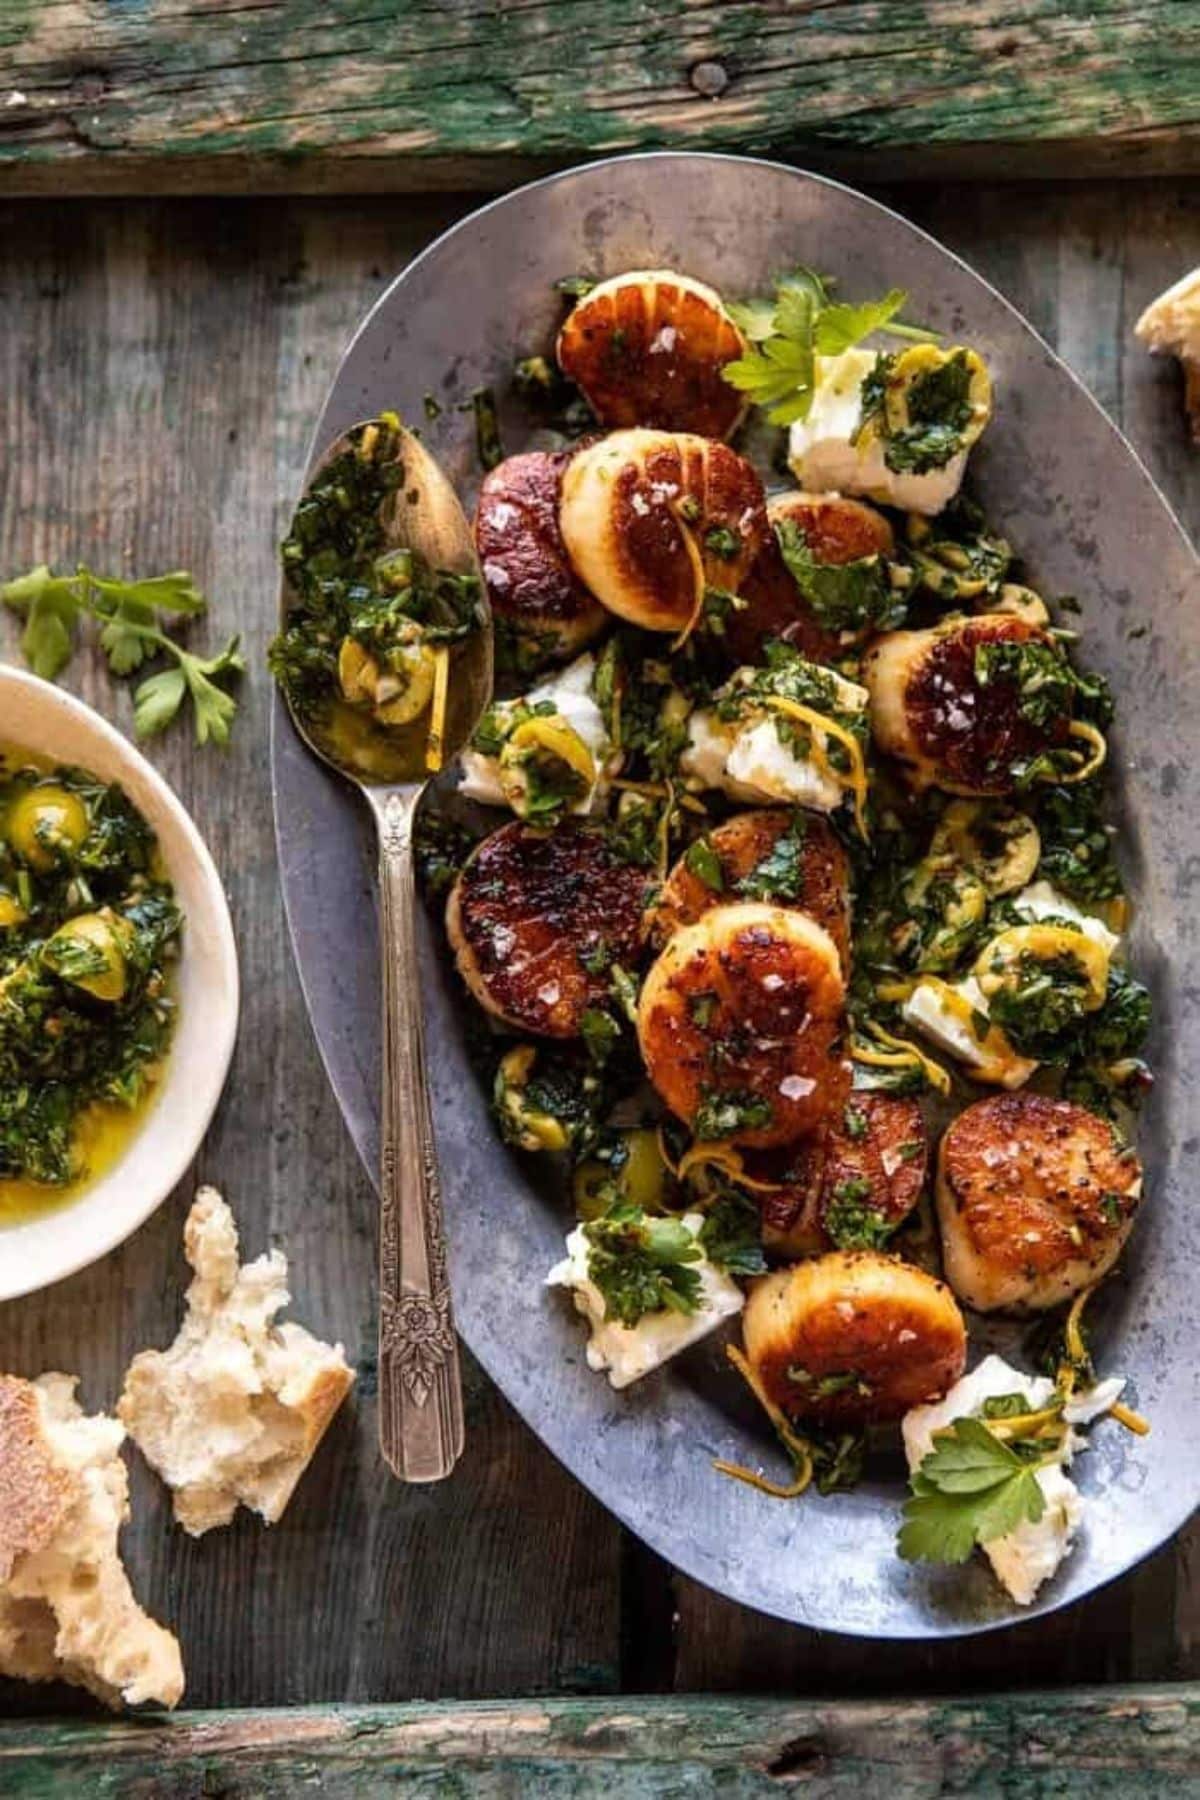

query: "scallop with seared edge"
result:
(447, 819), (651, 1037)
(864, 614), (1091, 795)
(559, 429), (767, 635)
(474, 450), (608, 668)
(637, 901), (849, 1148)
(741, 1251), (967, 1425)
(557, 270), (748, 438)
(936, 1092), (1143, 1312)
(647, 808), (850, 968)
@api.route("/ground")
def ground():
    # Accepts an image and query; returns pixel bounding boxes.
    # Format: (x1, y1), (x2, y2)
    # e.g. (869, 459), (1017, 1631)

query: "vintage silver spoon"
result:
(278, 416), (491, 1482)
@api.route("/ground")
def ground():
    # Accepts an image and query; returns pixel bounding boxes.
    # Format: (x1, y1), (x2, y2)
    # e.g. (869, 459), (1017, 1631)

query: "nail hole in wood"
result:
(690, 60), (729, 99)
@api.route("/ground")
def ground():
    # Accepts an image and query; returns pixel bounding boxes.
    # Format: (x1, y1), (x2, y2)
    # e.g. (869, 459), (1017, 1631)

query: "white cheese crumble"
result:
(546, 1212), (744, 1390)
(1008, 881), (1120, 955)
(901, 976), (1037, 1089)
(457, 653), (616, 813)
(680, 667), (868, 811)
(903, 1356), (1085, 1607)
(787, 348), (968, 516)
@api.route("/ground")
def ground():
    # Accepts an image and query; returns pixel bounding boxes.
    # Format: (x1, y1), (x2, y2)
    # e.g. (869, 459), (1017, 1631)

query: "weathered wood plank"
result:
(3, 1691), (1200, 1796)
(0, 2), (1199, 193)
(0, 193), (625, 1711)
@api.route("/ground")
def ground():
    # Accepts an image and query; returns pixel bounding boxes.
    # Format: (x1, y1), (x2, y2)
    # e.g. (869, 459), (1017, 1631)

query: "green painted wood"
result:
(0, 2), (1199, 194)
(3, 1691), (1200, 1795)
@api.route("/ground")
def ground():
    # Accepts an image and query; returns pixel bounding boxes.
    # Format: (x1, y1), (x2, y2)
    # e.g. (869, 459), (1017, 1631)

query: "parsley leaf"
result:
(698, 1188), (766, 1276)
(775, 519), (906, 635)
(814, 287), (909, 355)
(897, 1417), (1047, 1565)
(2, 563), (239, 746)
(693, 1087), (773, 1141)
(736, 813), (808, 902)
(684, 837), (725, 892)
(583, 1203), (704, 1327)
(823, 1176), (895, 1252)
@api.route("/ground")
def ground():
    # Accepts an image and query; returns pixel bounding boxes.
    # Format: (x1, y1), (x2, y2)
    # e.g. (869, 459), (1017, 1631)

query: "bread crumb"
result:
(119, 1186), (355, 1537)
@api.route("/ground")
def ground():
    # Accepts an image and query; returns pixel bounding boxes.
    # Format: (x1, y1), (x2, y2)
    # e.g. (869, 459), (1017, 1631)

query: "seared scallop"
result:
(864, 614), (1073, 795)
(742, 1251), (967, 1425)
(557, 270), (748, 439)
(636, 901), (849, 1148)
(936, 1092), (1143, 1312)
(474, 450), (608, 664)
(648, 808), (850, 969)
(447, 819), (651, 1037)
(752, 1093), (927, 1259)
(559, 429), (767, 634)
(727, 491), (895, 668)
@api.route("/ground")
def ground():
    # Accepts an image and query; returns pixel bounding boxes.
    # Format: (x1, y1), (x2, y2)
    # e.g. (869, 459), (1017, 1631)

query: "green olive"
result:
(0, 890), (27, 929)
(903, 856), (988, 971)
(931, 800), (1041, 898)
(573, 1127), (668, 1220)
(42, 910), (132, 1003)
(6, 784), (89, 871)
(494, 1045), (570, 1152)
(337, 636), (381, 706)
(373, 638), (437, 727)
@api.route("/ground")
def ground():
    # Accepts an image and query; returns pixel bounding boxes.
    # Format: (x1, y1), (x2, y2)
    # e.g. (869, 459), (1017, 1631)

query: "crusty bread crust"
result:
(0, 1376), (75, 1583)
(0, 1374), (184, 1709)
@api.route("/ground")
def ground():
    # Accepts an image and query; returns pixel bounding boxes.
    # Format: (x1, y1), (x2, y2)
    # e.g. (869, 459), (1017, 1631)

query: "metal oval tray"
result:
(271, 152), (1199, 1637)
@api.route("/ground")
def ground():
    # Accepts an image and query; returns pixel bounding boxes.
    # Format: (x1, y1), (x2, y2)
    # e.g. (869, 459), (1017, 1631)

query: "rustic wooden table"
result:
(0, 179), (1196, 1728)
(0, 8), (1199, 1787)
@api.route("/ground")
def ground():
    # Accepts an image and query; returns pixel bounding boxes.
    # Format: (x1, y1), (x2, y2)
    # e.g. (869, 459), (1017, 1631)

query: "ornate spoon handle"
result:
(371, 786), (464, 1482)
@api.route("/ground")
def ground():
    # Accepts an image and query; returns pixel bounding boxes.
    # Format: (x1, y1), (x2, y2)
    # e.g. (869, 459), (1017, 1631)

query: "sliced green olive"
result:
(884, 344), (992, 450)
(373, 638), (437, 727)
(932, 800), (1041, 897)
(0, 889), (27, 929)
(6, 784), (89, 871)
(991, 583), (1050, 627)
(494, 1045), (570, 1152)
(902, 856), (988, 971)
(42, 910), (133, 1003)
(498, 715), (595, 819)
(573, 1127), (669, 1221)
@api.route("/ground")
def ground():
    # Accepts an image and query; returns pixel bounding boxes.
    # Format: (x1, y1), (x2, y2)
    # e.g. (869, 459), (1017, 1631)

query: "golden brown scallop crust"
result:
(647, 808), (851, 969)
(557, 271), (747, 438)
(728, 492), (894, 668)
(936, 1092), (1143, 1312)
(447, 820), (651, 1037)
(559, 430), (768, 634)
(750, 1093), (928, 1259)
(636, 902), (850, 1148)
(867, 615), (1072, 795)
(474, 450), (607, 655)
(743, 1251), (967, 1425)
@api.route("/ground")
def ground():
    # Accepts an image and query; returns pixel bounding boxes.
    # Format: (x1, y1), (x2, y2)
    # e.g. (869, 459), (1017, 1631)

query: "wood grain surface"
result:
(0, 178), (1196, 1715)
(1, 3), (1200, 195)
(4, 1691), (1200, 1795)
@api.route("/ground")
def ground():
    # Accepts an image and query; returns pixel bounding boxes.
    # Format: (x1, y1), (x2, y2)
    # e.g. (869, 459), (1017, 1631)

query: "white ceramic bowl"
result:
(0, 667), (239, 1299)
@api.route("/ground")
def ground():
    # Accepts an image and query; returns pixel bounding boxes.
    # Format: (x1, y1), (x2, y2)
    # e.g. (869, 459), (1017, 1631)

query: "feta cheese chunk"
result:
(788, 349), (968, 516)
(902, 1355), (1083, 1607)
(901, 976), (1037, 1089)
(546, 1212), (744, 1390)
(458, 653), (615, 813)
(1008, 881), (1120, 955)
(681, 667), (868, 813)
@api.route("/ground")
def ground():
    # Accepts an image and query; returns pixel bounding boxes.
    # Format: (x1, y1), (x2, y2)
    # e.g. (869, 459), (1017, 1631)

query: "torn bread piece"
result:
(0, 1372), (183, 1708)
(119, 1186), (354, 1537)
(1135, 267), (1200, 441)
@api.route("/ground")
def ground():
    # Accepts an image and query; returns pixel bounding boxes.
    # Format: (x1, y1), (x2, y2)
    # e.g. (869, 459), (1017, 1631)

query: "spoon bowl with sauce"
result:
(272, 413), (491, 1483)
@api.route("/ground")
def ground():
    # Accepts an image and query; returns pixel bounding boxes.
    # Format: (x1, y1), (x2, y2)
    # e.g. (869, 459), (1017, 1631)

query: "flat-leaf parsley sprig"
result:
(723, 267), (938, 426)
(2, 563), (244, 745)
(897, 1411), (1057, 1564)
